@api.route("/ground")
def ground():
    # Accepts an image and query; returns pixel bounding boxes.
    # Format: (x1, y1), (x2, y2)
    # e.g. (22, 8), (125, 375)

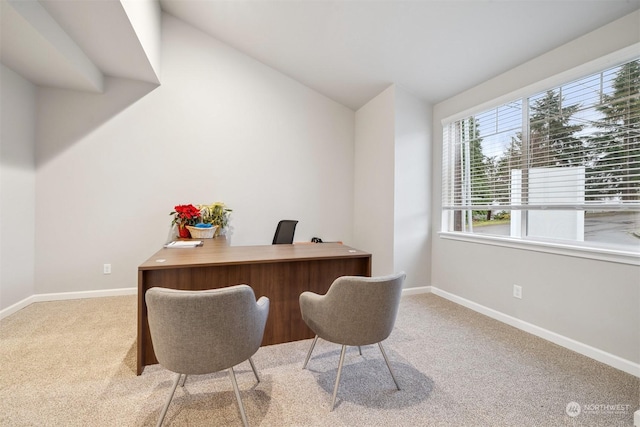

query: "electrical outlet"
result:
(513, 284), (522, 299)
(103, 264), (111, 275)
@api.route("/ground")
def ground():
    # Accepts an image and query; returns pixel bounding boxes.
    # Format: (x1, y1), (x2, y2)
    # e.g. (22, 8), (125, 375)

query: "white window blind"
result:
(442, 58), (640, 246)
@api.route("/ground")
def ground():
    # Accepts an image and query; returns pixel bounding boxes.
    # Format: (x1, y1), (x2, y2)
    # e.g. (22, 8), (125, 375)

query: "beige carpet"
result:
(0, 293), (637, 426)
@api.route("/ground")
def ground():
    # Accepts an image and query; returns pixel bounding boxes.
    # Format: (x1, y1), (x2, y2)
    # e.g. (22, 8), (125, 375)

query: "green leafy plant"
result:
(198, 202), (232, 229)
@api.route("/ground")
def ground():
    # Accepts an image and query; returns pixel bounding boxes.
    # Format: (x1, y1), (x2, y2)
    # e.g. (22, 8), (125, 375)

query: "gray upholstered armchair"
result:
(146, 285), (269, 427)
(299, 272), (406, 410)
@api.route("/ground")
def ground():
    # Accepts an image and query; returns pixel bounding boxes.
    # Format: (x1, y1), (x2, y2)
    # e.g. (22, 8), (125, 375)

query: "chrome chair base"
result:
(157, 373), (182, 427)
(156, 357), (260, 427)
(228, 367), (248, 427)
(302, 335), (401, 411)
(302, 335), (319, 369)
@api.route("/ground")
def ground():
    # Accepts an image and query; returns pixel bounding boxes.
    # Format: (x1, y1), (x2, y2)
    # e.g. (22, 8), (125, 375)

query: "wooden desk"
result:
(137, 240), (371, 374)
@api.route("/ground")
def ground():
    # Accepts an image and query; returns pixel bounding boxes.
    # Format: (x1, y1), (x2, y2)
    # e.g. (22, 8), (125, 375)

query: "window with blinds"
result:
(442, 58), (640, 251)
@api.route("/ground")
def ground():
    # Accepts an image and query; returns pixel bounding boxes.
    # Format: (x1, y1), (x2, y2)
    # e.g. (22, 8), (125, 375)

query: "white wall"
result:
(33, 13), (355, 295)
(432, 12), (640, 366)
(354, 85), (432, 285)
(394, 86), (431, 287)
(354, 86), (396, 276)
(0, 65), (36, 310)
(121, 0), (162, 81)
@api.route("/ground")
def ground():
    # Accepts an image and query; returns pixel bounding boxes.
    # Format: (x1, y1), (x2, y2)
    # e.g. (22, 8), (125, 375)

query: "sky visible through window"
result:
(475, 64), (621, 162)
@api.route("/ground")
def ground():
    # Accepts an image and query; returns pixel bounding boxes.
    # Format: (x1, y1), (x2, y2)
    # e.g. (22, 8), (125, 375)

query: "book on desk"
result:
(164, 240), (203, 248)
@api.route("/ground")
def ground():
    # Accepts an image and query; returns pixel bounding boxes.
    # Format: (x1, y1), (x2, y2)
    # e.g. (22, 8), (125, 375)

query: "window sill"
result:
(438, 231), (640, 266)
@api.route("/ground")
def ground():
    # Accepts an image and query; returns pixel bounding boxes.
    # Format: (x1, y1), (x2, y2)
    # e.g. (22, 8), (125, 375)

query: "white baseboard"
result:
(402, 285), (431, 296)
(0, 288), (137, 320)
(1, 285), (431, 320)
(4, 284), (639, 379)
(429, 286), (640, 378)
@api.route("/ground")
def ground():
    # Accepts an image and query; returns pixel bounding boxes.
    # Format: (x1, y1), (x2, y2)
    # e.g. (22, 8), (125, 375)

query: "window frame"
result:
(439, 45), (640, 266)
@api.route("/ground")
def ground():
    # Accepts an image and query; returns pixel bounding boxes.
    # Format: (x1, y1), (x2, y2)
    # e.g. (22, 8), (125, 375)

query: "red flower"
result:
(170, 204), (202, 226)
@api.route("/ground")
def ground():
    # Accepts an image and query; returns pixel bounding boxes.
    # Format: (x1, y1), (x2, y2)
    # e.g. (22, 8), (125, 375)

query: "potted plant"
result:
(198, 202), (232, 235)
(170, 204), (201, 238)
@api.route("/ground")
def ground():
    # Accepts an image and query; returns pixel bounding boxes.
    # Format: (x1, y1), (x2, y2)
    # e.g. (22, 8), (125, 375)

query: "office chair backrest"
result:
(300, 272), (406, 346)
(272, 220), (298, 244)
(146, 285), (269, 375)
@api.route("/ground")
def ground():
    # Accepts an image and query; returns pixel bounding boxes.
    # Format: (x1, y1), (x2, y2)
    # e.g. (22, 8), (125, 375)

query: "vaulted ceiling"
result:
(2, 0), (639, 110)
(1, 0), (160, 92)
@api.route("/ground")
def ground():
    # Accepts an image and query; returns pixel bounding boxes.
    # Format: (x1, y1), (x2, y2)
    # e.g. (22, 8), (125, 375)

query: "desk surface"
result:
(139, 239), (370, 270)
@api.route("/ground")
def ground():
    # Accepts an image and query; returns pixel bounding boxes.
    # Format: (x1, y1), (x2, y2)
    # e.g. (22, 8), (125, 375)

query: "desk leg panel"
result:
(190, 263), (300, 345)
(190, 262), (308, 345)
(291, 258), (371, 341)
(137, 255), (370, 374)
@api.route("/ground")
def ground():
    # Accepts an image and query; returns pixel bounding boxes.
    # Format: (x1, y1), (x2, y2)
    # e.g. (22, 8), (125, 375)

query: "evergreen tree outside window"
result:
(590, 61), (640, 202)
(442, 58), (640, 253)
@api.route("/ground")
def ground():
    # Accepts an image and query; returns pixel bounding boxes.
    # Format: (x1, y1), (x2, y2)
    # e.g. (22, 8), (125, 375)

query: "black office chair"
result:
(272, 220), (298, 244)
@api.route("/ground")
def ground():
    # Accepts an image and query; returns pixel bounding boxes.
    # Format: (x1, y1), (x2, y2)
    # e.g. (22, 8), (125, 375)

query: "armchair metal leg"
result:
(378, 342), (400, 390)
(302, 335), (319, 369)
(358, 346), (362, 355)
(228, 367), (249, 427)
(330, 345), (347, 411)
(179, 374), (187, 387)
(156, 373), (181, 427)
(248, 357), (260, 383)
